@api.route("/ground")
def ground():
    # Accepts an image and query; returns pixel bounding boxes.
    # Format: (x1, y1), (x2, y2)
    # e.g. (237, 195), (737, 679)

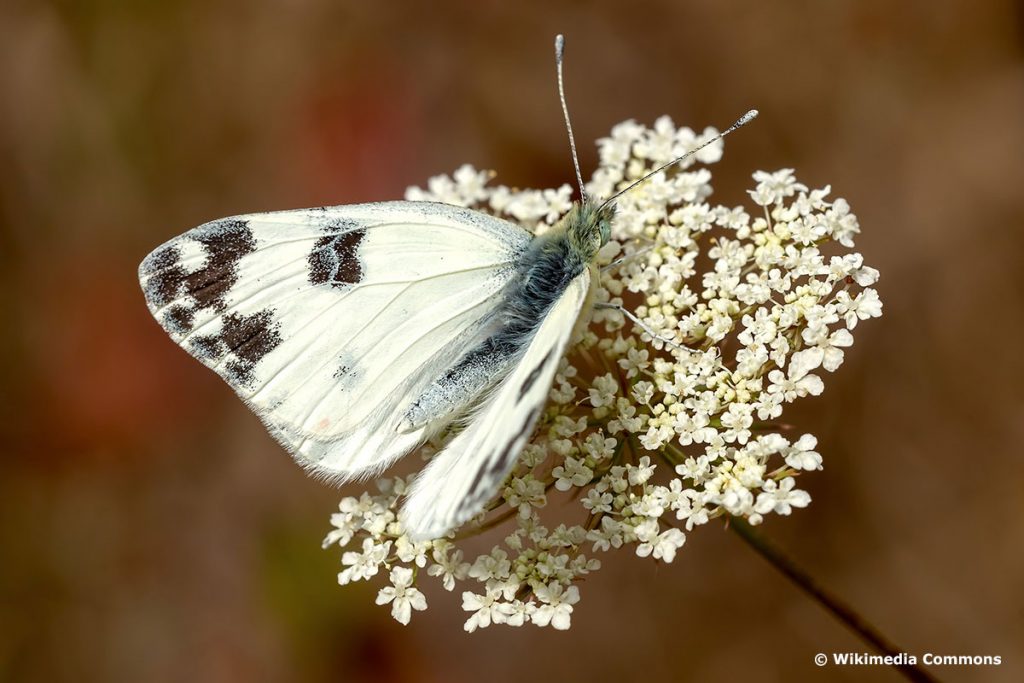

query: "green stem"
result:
(728, 517), (941, 683)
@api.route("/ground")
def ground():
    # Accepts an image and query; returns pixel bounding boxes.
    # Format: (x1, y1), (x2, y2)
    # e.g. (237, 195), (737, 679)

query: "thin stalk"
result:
(728, 517), (941, 683)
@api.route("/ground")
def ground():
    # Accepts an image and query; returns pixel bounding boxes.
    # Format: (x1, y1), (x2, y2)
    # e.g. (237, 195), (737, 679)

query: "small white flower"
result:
(504, 475), (547, 517)
(609, 397), (644, 433)
(451, 164), (491, 203)
(755, 477), (812, 515)
(582, 488), (613, 514)
(675, 455), (711, 482)
(662, 479), (694, 520)
(587, 516), (625, 552)
(629, 456), (656, 485)
(553, 456), (594, 491)
(631, 379), (655, 404)
(497, 599), (535, 627)
(720, 402), (754, 444)
(767, 366), (824, 401)
(836, 288), (883, 328)
(323, 499), (361, 548)
(749, 168), (806, 206)
(338, 538), (390, 585)
(588, 373), (619, 408)
(462, 586), (505, 632)
(428, 544), (471, 591)
(376, 566), (427, 625)
(652, 528), (686, 562)
(468, 548), (512, 582)
(680, 500), (710, 531)
(825, 197), (861, 247)
(530, 582), (580, 630)
(640, 423), (674, 450)
(784, 434), (823, 471)
(619, 347), (651, 378)
(633, 487), (668, 517)
(581, 432), (617, 462)
(394, 535), (431, 568)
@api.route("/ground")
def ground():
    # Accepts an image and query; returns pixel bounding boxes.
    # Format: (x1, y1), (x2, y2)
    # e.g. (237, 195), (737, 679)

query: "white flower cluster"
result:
(324, 116), (882, 631)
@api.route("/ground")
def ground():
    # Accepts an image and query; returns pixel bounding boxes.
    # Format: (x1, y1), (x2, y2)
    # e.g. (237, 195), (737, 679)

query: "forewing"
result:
(139, 201), (531, 478)
(400, 268), (592, 540)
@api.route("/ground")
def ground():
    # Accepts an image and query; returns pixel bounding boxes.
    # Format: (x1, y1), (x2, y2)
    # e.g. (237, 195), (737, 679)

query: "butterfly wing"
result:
(400, 268), (592, 540)
(139, 201), (531, 479)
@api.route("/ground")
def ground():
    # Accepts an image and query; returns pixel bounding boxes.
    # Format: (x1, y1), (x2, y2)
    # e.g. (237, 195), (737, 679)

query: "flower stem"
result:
(728, 517), (941, 683)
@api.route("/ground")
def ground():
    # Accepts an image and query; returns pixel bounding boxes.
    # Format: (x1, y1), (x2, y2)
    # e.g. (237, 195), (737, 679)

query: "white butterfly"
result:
(138, 35), (755, 541)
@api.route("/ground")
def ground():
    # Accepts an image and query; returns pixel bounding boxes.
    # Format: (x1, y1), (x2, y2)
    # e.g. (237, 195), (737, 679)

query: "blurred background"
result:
(2, 1), (1022, 681)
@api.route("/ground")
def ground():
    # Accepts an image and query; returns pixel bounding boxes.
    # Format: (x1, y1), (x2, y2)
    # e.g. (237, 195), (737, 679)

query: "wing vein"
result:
(281, 280), (505, 437)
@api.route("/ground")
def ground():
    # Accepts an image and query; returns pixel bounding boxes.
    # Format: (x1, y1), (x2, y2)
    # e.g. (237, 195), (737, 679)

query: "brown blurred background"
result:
(1, 1), (1022, 682)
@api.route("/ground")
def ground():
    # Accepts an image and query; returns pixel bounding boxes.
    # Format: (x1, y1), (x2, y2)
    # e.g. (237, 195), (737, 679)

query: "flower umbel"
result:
(323, 116), (882, 630)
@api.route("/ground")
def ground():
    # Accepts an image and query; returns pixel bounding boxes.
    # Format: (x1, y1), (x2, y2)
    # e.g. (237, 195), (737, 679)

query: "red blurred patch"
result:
(287, 64), (424, 203)
(21, 251), (223, 459)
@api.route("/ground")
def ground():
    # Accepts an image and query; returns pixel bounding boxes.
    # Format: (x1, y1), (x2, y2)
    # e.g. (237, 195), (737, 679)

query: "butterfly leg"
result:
(601, 245), (653, 272)
(594, 302), (688, 352)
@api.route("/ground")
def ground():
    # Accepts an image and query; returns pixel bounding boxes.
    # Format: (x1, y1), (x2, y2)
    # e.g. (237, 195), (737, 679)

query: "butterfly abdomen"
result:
(401, 337), (518, 431)
(499, 233), (585, 345)
(497, 200), (613, 347)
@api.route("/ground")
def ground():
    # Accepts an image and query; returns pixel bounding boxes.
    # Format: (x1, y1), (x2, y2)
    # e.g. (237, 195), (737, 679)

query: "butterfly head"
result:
(565, 199), (615, 261)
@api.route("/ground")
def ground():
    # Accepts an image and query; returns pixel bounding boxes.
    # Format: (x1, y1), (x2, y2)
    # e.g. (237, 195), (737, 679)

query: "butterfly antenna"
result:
(600, 109), (759, 210)
(555, 34), (587, 202)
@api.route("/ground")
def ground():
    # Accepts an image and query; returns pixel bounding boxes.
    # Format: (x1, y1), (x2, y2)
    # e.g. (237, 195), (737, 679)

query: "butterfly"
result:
(138, 35), (755, 541)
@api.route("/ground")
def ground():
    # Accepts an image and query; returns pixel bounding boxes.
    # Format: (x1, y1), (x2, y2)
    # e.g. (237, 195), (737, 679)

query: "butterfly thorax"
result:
(500, 200), (612, 344)
(400, 200), (613, 431)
